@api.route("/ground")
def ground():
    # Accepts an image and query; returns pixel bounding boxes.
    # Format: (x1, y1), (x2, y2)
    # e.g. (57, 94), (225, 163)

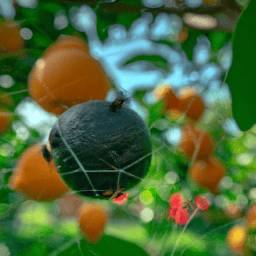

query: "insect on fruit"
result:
(109, 98), (127, 112)
(109, 91), (129, 112)
(47, 98), (152, 199)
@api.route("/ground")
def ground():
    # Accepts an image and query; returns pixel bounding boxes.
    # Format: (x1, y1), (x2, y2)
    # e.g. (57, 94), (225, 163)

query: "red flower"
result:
(168, 193), (189, 225)
(169, 193), (183, 208)
(112, 193), (129, 204)
(168, 193), (210, 225)
(175, 208), (189, 225)
(194, 195), (210, 211)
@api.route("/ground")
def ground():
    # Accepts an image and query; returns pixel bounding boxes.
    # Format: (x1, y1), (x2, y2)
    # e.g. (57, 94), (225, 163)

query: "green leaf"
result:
(0, 204), (11, 218)
(19, 242), (50, 256)
(181, 30), (202, 61)
(133, 88), (149, 103)
(57, 235), (149, 256)
(148, 101), (165, 126)
(123, 55), (170, 73)
(225, 1), (256, 131)
(208, 31), (231, 53)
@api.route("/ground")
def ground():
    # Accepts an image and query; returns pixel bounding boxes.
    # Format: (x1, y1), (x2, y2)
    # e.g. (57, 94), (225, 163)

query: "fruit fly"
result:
(109, 90), (129, 112)
(109, 98), (127, 112)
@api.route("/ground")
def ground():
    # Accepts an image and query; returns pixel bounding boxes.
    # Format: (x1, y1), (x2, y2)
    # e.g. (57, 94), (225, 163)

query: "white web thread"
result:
(3, 82), (238, 256)
(0, 8), (243, 256)
(56, 121), (99, 197)
(56, 135), (168, 193)
(3, 86), (245, 256)
(55, 119), (165, 198)
(180, 217), (243, 256)
(0, 49), (246, 256)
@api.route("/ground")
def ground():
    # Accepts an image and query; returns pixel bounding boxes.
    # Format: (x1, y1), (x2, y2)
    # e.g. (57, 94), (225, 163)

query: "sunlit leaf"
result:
(226, 0), (256, 131)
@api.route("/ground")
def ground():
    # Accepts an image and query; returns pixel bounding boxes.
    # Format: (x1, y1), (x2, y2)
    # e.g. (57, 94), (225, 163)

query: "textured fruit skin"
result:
(49, 100), (152, 198)
(9, 144), (69, 202)
(0, 20), (24, 52)
(180, 124), (214, 160)
(78, 203), (107, 243)
(189, 158), (226, 193)
(179, 87), (205, 121)
(0, 109), (12, 135)
(227, 226), (246, 255)
(28, 46), (110, 115)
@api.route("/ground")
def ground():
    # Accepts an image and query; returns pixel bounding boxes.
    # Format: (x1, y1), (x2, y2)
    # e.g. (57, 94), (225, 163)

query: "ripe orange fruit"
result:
(0, 109), (12, 135)
(78, 203), (108, 243)
(153, 84), (182, 112)
(227, 226), (246, 255)
(225, 202), (242, 219)
(180, 124), (214, 160)
(43, 35), (89, 57)
(9, 144), (69, 202)
(189, 158), (226, 193)
(178, 87), (205, 122)
(58, 193), (84, 219)
(28, 47), (110, 115)
(0, 19), (24, 53)
(245, 203), (256, 229)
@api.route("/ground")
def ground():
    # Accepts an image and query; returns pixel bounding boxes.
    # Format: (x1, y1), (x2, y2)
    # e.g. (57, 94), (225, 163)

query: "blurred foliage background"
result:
(1, 0), (256, 255)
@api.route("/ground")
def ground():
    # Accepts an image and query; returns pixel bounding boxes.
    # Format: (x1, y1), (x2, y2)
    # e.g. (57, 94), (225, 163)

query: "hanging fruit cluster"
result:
(28, 35), (110, 115)
(154, 84), (226, 193)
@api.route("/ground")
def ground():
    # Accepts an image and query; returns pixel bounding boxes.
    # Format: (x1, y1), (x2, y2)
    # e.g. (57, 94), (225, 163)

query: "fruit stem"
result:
(170, 207), (199, 256)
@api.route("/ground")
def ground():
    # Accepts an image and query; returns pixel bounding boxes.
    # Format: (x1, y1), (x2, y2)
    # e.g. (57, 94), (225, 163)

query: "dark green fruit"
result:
(48, 100), (152, 199)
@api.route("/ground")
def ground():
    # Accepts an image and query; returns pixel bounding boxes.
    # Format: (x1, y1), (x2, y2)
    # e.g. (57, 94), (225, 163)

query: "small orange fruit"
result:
(180, 124), (214, 160)
(78, 203), (108, 243)
(9, 144), (69, 202)
(225, 202), (242, 219)
(58, 193), (84, 219)
(245, 203), (256, 229)
(43, 35), (89, 57)
(0, 19), (24, 53)
(227, 226), (246, 255)
(179, 87), (205, 122)
(189, 158), (226, 193)
(0, 109), (12, 135)
(153, 84), (182, 112)
(28, 48), (110, 115)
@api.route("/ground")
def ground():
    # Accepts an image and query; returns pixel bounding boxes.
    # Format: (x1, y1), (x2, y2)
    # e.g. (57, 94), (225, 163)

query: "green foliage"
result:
(0, 0), (255, 255)
(226, 0), (256, 131)
(57, 236), (149, 256)
(123, 55), (170, 73)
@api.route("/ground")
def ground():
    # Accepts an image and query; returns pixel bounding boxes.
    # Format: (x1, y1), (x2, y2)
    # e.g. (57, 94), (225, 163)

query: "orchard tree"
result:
(1, 0), (256, 255)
